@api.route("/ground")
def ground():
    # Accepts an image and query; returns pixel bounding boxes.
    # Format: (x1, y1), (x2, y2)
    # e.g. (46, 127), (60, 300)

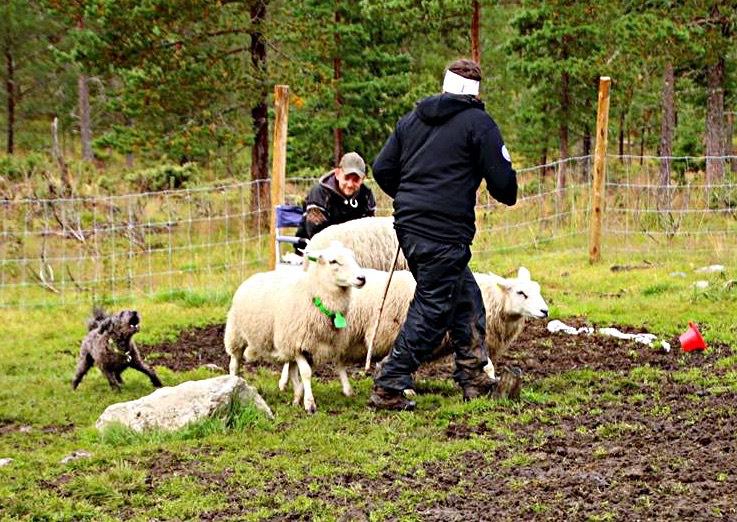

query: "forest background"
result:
(1, 0), (736, 197)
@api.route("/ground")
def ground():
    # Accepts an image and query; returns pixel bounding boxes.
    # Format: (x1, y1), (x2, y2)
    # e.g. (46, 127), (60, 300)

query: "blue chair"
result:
(274, 204), (306, 266)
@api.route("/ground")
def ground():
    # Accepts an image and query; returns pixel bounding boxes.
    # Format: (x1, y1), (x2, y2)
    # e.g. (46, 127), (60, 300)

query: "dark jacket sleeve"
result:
(301, 184), (331, 238)
(372, 130), (402, 198)
(475, 123), (517, 206)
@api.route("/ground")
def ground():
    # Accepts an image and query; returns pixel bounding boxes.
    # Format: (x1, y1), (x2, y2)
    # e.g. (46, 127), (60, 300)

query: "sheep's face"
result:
(498, 267), (548, 319)
(310, 241), (366, 288)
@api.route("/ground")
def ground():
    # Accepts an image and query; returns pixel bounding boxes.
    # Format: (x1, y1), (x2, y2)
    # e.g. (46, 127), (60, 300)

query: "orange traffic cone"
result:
(679, 322), (707, 352)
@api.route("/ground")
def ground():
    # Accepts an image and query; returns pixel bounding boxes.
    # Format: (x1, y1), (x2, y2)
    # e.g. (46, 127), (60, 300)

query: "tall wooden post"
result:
(269, 85), (289, 269)
(471, 1), (480, 64)
(589, 77), (611, 263)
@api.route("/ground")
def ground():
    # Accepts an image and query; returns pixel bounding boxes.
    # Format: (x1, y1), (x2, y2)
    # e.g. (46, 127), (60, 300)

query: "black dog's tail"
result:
(87, 306), (108, 331)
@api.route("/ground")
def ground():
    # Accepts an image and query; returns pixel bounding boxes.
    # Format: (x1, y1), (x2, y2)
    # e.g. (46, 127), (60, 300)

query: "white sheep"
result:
(279, 266), (549, 397)
(307, 216), (408, 271)
(224, 241), (366, 413)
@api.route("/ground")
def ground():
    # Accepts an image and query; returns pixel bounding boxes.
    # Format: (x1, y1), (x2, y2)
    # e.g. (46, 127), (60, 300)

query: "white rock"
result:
(669, 272), (687, 278)
(60, 450), (92, 464)
(695, 264), (725, 274)
(694, 280), (710, 289)
(96, 376), (273, 433)
(0, 458), (13, 467)
(201, 364), (225, 373)
(661, 341), (671, 353)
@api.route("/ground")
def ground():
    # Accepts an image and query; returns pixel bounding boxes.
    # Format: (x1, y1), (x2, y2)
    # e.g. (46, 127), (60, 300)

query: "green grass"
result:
(1, 239), (735, 520)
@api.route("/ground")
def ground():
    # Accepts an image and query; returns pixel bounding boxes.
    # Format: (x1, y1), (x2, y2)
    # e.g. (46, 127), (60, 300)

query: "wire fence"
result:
(1, 155), (735, 308)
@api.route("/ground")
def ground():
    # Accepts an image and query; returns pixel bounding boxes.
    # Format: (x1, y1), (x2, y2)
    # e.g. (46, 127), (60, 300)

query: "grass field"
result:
(1, 235), (736, 520)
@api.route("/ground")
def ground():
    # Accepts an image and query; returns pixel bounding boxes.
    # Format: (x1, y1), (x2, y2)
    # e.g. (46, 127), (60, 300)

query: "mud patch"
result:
(0, 421), (74, 436)
(197, 378), (737, 520)
(421, 378), (737, 520)
(415, 317), (732, 382)
(139, 324), (230, 372)
(137, 318), (733, 384)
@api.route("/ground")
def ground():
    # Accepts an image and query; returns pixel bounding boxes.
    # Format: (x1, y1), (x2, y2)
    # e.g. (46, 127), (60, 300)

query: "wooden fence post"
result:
(269, 85), (289, 270)
(589, 77), (611, 264)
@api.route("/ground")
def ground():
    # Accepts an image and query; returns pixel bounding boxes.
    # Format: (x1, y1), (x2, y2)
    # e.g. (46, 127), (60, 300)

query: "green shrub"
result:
(0, 152), (46, 181)
(125, 163), (199, 192)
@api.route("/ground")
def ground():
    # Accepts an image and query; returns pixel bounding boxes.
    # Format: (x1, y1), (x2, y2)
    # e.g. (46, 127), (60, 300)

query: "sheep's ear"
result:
(517, 267), (531, 281)
(496, 279), (512, 291)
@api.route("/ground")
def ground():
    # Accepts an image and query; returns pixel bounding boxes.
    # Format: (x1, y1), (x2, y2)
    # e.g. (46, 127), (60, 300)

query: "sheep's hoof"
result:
(278, 380), (288, 392)
(403, 389), (417, 399)
(342, 387), (354, 397)
(305, 402), (317, 415)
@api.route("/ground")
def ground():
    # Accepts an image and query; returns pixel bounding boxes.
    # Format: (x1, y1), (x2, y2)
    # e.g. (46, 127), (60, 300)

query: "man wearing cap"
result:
(369, 59), (518, 410)
(294, 152), (376, 249)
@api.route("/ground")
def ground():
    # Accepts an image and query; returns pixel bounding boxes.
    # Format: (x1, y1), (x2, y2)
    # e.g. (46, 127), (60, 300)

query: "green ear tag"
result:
(333, 312), (347, 329)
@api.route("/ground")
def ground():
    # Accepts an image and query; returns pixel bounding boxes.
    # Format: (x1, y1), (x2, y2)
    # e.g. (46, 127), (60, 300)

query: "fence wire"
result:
(1, 155), (735, 308)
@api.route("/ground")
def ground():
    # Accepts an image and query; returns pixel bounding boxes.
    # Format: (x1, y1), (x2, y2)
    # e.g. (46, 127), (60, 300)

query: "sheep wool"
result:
(341, 268), (547, 366)
(307, 216), (408, 271)
(224, 242), (365, 413)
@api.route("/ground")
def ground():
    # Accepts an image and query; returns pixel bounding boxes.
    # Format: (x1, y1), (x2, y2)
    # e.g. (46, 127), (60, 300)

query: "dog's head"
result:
(96, 310), (141, 338)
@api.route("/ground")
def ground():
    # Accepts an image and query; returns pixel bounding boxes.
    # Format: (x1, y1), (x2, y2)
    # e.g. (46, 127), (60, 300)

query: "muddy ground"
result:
(137, 320), (736, 520)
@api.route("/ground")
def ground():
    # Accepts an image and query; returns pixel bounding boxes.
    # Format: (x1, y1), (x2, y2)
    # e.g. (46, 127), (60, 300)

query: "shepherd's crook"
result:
(365, 242), (402, 372)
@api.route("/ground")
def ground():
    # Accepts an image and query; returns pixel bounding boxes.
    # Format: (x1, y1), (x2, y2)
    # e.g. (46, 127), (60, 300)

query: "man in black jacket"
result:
(294, 152), (376, 252)
(369, 59), (518, 410)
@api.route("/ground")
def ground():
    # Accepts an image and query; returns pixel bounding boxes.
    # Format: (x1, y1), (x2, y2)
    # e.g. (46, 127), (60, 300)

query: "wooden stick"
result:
(365, 243), (401, 372)
(269, 85), (289, 269)
(589, 77), (611, 264)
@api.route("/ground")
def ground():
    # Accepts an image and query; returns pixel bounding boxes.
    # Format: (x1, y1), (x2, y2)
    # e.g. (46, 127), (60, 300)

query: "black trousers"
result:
(374, 230), (489, 392)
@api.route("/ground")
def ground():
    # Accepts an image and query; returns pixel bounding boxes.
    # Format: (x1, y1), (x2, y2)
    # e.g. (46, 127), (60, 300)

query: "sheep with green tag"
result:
(224, 241), (365, 414)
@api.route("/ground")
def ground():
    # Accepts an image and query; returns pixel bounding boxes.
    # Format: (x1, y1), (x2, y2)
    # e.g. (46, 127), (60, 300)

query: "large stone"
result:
(96, 376), (273, 432)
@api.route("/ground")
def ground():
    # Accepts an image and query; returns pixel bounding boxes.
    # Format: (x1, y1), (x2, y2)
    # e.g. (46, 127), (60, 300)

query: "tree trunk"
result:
(125, 118), (134, 168)
(658, 62), (675, 209)
(333, 10), (343, 166)
(471, 1), (480, 64)
(77, 17), (92, 161)
(78, 73), (92, 160)
(618, 109), (624, 162)
(250, 0), (269, 224)
(583, 126), (591, 180)
(557, 70), (569, 194)
(4, 49), (14, 155)
(52, 117), (73, 194)
(727, 111), (736, 173)
(705, 57), (725, 184)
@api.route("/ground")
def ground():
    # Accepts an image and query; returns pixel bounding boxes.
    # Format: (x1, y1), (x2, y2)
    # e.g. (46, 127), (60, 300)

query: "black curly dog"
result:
(72, 308), (162, 391)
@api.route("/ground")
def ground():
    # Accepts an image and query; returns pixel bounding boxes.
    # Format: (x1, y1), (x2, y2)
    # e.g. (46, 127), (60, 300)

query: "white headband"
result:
(442, 70), (480, 96)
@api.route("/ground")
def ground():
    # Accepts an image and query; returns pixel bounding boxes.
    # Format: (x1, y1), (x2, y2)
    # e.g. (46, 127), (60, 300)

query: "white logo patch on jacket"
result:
(502, 145), (512, 163)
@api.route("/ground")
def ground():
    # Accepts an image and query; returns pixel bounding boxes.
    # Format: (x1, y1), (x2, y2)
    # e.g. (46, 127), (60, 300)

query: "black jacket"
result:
(373, 94), (517, 244)
(295, 171), (376, 240)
